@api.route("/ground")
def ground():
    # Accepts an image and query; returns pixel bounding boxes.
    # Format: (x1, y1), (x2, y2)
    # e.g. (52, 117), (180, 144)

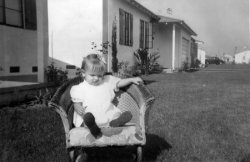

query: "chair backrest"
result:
(50, 76), (84, 114)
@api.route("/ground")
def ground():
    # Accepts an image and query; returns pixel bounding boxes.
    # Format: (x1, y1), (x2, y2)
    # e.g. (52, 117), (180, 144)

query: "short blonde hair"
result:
(81, 54), (106, 75)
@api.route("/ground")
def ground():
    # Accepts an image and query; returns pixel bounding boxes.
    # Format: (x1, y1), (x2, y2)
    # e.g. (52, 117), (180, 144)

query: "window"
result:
(10, 66), (20, 73)
(140, 20), (151, 49)
(32, 66), (37, 72)
(66, 65), (76, 69)
(0, 0), (37, 30)
(119, 8), (133, 46)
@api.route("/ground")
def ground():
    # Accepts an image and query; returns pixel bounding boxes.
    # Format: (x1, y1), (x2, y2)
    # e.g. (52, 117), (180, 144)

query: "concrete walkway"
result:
(0, 81), (38, 88)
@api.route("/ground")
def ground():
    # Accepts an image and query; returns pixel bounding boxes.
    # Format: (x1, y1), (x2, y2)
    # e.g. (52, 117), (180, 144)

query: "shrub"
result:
(134, 48), (160, 75)
(45, 62), (68, 84)
(28, 88), (54, 106)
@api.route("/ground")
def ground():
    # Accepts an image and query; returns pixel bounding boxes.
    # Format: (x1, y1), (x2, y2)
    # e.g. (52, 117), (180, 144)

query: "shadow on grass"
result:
(84, 133), (171, 161)
(184, 68), (200, 73)
(143, 133), (172, 161)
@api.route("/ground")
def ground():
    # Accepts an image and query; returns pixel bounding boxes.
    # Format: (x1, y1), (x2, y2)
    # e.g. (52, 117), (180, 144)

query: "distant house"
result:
(190, 37), (198, 68)
(49, 57), (79, 79)
(235, 50), (250, 64)
(195, 40), (206, 66)
(0, 0), (48, 82)
(197, 48), (206, 66)
(221, 54), (234, 64)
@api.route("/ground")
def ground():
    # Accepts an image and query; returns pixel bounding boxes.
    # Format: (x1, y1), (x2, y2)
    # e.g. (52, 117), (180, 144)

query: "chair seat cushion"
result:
(68, 125), (145, 147)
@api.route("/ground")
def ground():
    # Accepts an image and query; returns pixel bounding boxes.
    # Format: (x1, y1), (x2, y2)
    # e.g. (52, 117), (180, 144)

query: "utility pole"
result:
(51, 31), (54, 63)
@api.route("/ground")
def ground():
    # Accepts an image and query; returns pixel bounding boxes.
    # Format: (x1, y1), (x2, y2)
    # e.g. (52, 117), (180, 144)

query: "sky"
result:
(48, 0), (102, 66)
(137, 0), (250, 56)
(49, 0), (249, 66)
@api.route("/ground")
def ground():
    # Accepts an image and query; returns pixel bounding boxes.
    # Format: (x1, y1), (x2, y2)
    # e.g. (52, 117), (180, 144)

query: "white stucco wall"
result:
(152, 23), (172, 69)
(0, 25), (37, 76)
(178, 27), (192, 68)
(0, 0), (48, 83)
(152, 23), (192, 70)
(104, 0), (153, 71)
(198, 49), (206, 65)
(174, 25), (182, 69)
(235, 50), (250, 64)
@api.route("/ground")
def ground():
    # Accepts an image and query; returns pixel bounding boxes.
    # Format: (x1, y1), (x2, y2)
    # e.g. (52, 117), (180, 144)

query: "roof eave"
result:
(180, 21), (197, 36)
(126, 0), (160, 21)
(158, 15), (197, 36)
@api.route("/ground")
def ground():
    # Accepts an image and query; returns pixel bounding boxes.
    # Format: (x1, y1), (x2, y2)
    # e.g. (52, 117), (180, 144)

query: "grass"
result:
(0, 64), (250, 162)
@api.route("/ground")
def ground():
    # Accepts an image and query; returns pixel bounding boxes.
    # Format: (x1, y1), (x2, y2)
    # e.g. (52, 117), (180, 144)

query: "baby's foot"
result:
(101, 127), (123, 137)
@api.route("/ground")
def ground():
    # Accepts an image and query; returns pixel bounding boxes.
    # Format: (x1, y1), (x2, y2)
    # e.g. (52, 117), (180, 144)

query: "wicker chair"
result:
(49, 76), (155, 162)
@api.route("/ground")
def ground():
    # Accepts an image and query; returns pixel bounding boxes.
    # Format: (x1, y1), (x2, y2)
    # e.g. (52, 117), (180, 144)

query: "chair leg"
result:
(75, 150), (88, 162)
(68, 148), (75, 162)
(68, 148), (87, 162)
(136, 146), (142, 162)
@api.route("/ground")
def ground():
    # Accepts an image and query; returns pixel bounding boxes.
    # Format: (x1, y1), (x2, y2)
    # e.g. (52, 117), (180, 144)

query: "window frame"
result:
(119, 8), (133, 46)
(140, 19), (152, 49)
(0, 0), (24, 28)
(0, 0), (37, 30)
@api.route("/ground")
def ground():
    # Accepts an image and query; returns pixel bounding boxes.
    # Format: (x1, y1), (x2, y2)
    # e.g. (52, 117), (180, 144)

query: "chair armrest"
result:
(49, 102), (71, 147)
(125, 84), (155, 133)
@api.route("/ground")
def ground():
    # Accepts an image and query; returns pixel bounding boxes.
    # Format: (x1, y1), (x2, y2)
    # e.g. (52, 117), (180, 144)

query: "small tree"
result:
(111, 18), (118, 73)
(45, 62), (68, 84)
(134, 48), (149, 75)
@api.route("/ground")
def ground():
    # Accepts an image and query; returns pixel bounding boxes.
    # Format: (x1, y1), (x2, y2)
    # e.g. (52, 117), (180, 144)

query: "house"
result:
(103, 0), (197, 72)
(190, 37), (198, 68)
(234, 50), (250, 64)
(151, 15), (197, 71)
(0, 0), (48, 83)
(221, 54), (234, 64)
(197, 48), (206, 66)
(195, 40), (206, 66)
(103, 0), (160, 71)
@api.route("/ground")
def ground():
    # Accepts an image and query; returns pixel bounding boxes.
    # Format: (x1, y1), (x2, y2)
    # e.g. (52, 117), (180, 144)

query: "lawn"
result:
(0, 64), (250, 162)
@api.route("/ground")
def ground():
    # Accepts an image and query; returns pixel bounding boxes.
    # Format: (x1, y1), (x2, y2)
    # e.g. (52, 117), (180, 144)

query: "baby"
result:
(70, 54), (143, 139)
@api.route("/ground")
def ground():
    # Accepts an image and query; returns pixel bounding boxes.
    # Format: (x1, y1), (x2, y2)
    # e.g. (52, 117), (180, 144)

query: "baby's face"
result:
(84, 71), (104, 86)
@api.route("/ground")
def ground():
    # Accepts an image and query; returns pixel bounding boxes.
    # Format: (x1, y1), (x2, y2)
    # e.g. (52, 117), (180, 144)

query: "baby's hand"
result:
(131, 77), (143, 85)
(74, 103), (87, 116)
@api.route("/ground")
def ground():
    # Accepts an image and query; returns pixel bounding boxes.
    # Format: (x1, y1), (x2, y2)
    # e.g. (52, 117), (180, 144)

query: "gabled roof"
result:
(158, 15), (197, 36)
(125, 0), (160, 21)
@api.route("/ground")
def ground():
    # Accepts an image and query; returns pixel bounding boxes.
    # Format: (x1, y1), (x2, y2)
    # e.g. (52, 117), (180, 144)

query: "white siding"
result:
(104, 0), (153, 71)
(235, 51), (250, 64)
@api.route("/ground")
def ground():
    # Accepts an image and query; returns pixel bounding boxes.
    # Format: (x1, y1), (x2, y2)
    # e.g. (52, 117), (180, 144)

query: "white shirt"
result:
(70, 75), (121, 127)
